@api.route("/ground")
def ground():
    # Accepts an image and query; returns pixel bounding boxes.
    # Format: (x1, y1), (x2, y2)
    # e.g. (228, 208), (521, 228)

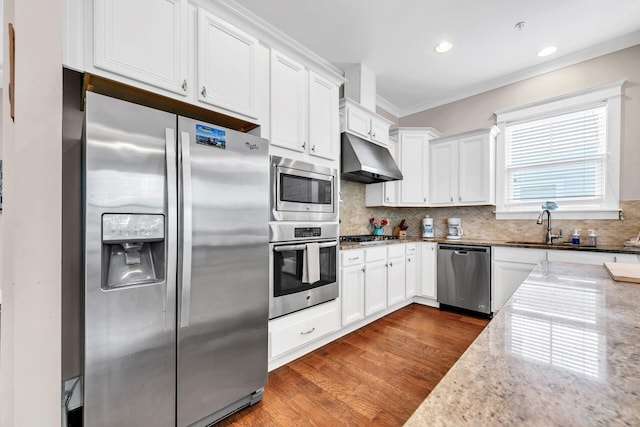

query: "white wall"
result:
(0, 0), (63, 426)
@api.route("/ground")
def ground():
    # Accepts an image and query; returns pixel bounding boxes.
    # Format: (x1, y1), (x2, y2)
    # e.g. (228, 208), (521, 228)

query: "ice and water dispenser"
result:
(101, 214), (165, 289)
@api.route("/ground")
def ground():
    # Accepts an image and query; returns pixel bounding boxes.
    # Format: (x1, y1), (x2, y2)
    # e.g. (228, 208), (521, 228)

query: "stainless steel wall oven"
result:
(269, 156), (340, 319)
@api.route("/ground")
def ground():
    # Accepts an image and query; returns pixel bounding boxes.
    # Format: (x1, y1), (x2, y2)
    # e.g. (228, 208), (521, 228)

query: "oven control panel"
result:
(294, 227), (322, 238)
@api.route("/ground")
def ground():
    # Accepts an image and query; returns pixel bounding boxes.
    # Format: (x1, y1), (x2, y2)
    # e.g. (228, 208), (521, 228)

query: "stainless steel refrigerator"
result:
(83, 91), (269, 427)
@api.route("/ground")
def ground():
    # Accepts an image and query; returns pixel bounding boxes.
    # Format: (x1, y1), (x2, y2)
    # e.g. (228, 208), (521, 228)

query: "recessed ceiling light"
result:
(537, 46), (558, 57)
(434, 41), (453, 54)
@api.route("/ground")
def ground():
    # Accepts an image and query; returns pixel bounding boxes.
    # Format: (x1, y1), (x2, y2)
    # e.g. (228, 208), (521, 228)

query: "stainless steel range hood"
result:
(341, 132), (403, 184)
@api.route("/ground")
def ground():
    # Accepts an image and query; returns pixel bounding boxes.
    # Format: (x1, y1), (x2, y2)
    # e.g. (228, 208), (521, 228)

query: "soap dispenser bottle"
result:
(587, 229), (597, 247)
(572, 229), (581, 245)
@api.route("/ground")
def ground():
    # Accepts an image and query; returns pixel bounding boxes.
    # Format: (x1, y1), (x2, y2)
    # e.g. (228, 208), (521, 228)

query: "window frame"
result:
(495, 81), (624, 220)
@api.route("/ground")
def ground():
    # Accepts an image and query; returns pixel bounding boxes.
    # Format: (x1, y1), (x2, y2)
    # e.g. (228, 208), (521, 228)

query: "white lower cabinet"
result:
(492, 247), (546, 312)
(420, 242), (437, 299)
(386, 244), (406, 306)
(364, 247), (388, 316)
(405, 243), (418, 298)
(340, 250), (365, 327)
(269, 300), (340, 359)
(546, 249), (616, 265)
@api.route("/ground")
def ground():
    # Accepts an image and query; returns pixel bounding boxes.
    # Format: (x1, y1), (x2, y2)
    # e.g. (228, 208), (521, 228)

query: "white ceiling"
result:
(233, 0), (640, 117)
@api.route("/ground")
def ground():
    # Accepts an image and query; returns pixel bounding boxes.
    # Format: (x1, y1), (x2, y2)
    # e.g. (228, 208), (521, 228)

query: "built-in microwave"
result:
(270, 156), (337, 222)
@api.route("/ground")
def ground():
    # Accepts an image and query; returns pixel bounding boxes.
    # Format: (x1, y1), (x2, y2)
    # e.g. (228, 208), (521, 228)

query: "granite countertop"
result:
(404, 261), (640, 426)
(339, 237), (640, 254)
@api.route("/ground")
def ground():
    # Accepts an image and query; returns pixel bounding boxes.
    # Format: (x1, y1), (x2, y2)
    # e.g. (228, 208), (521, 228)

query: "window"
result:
(495, 81), (623, 220)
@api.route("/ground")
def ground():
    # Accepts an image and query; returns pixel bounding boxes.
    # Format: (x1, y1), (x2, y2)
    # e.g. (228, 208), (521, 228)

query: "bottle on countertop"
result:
(588, 229), (597, 247)
(422, 215), (434, 239)
(572, 229), (581, 245)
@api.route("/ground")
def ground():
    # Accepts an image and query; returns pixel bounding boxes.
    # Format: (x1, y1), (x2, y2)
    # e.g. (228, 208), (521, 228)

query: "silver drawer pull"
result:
(348, 256), (360, 261)
(300, 327), (316, 335)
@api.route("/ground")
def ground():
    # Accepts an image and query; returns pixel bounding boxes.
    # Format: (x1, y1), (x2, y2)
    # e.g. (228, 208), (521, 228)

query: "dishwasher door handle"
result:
(454, 250), (468, 255)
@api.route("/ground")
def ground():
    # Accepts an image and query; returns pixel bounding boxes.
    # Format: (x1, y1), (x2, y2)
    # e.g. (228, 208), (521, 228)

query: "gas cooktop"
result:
(340, 235), (399, 245)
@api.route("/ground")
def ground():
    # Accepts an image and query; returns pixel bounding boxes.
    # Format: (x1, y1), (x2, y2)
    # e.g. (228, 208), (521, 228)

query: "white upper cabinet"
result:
(365, 136), (398, 207)
(270, 50), (307, 153)
(197, 8), (259, 120)
(340, 99), (392, 146)
(429, 127), (497, 206)
(270, 50), (339, 161)
(397, 128), (440, 206)
(308, 71), (339, 160)
(93, 0), (188, 95)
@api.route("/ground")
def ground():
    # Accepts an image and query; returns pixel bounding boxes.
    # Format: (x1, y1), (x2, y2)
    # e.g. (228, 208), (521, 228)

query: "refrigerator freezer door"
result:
(84, 92), (177, 427)
(176, 117), (269, 426)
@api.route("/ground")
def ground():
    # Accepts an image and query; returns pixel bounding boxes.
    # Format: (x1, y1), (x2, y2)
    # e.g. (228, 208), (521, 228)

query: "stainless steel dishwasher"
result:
(437, 244), (491, 316)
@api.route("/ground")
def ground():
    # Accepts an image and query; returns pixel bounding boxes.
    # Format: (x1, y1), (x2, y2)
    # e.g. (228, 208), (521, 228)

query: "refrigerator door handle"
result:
(165, 128), (178, 330)
(180, 130), (193, 328)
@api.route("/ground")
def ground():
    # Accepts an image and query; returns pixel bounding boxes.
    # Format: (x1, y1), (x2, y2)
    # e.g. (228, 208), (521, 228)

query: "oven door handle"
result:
(274, 241), (338, 252)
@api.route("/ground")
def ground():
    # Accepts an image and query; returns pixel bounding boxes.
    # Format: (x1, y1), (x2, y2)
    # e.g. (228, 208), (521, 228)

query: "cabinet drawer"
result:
(341, 249), (365, 266)
(405, 243), (417, 255)
(387, 244), (405, 258)
(365, 246), (387, 262)
(493, 247), (545, 264)
(270, 302), (340, 358)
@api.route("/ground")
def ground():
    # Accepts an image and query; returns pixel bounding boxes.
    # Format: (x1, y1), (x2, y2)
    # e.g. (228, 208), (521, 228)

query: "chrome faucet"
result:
(536, 209), (562, 244)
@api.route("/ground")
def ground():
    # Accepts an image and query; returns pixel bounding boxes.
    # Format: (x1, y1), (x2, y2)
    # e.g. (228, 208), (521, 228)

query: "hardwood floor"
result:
(218, 304), (489, 426)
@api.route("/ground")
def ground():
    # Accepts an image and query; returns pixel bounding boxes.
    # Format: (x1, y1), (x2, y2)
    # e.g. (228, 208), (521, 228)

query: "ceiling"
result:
(233, 0), (640, 117)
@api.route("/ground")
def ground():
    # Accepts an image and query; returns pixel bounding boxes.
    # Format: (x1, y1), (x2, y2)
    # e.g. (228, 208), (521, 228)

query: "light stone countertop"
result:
(339, 236), (640, 254)
(404, 261), (640, 426)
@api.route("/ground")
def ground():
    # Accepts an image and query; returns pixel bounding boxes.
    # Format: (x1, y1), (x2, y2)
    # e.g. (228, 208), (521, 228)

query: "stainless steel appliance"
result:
(83, 91), (268, 427)
(340, 235), (399, 245)
(340, 132), (403, 183)
(270, 155), (337, 222)
(269, 223), (339, 319)
(437, 244), (491, 316)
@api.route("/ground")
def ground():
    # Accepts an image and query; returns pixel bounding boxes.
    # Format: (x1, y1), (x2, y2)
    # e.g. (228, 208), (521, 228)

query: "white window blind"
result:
(504, 105), (607, 208)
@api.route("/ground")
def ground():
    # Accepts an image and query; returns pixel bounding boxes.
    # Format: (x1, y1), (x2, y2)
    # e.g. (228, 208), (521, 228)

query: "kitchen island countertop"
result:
(404, 261), (640, 426)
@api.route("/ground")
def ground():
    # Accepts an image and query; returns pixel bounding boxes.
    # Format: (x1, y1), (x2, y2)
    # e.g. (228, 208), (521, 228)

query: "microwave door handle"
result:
(179, 130), (193, 328)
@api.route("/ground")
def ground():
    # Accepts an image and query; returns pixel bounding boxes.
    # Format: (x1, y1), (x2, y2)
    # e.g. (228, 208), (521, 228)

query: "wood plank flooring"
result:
(218, 304), (489, 426)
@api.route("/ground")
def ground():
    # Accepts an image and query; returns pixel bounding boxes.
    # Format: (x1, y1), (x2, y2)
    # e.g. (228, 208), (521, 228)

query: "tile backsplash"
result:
(339, 180), (640, 246)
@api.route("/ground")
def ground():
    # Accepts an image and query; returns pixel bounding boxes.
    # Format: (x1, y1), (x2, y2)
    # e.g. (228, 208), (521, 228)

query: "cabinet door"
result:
(94, 0), (188, 95)
(387, 257), (406, 306)
(364, 260), (387, 316)
(270, 50), (306, 152)
(308, 71), (339, 160)
(345, 107), (372, 141)
(399, 133), (429, 206)
(340, 264), (365, 326)
(492, 261), (537, 312)
(429, 140), (457, 205)
(459, 134), (490, 204)
(198, 8), (259, 119)
(420, 243), (437, 299)
(405, 254), (417, 298)
(370, 118), (389, 145)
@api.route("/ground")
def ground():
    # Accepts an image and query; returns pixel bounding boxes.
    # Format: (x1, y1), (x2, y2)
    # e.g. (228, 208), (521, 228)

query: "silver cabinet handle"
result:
(431, 246), (435, 251)
(361, 267), (365, 273)
(311, 145), (316, 152)
(179, 131), (193, 328)
(181, 79), (187, 92)
(424, 197), (427, 202)
(385, 196), (390, 201)
(301, 327), (316, 335)
(388, 261), (393, 267)
(201, 86), (207, 97)
(348, 256), (361, 261)
(302, 141), (306, 150)
(450, 196), (453, 202)
(407, 258), (412, 263)
(165, 128), (178, 330)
